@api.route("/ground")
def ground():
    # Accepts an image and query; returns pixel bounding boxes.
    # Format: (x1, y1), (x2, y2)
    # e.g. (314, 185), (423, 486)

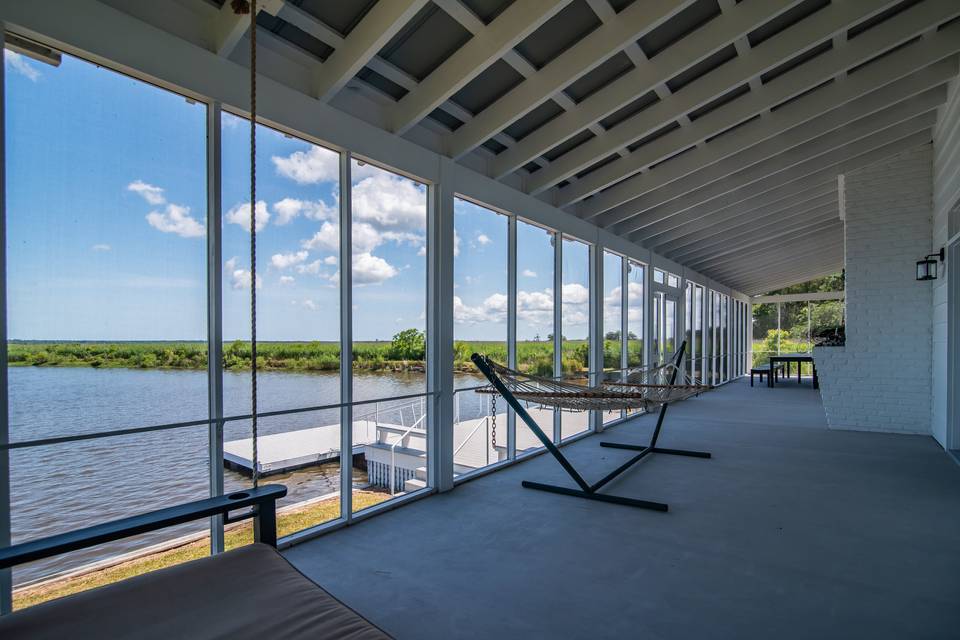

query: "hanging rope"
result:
(231, 0), (260, 487)
(249, 0), (259, 487)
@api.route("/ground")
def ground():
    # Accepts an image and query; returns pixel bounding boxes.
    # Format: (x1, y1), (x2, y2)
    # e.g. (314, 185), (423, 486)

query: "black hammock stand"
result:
(471, 340), (711, 511)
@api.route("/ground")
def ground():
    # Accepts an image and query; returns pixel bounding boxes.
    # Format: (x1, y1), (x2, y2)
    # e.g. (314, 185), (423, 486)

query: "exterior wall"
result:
(932, 76), (960, 448)
(816, 144), (933, 434)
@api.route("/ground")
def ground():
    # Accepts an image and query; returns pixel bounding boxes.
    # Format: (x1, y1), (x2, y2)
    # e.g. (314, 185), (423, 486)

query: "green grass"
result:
(7, 339), (618, 375)
(12, 490), (390, 610)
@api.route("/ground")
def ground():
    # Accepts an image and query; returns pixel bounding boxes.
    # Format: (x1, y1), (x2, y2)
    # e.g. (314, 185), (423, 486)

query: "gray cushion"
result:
(0, 543), (391, 639)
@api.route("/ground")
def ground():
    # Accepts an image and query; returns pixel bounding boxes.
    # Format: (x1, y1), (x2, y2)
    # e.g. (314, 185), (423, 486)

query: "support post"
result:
(506, 214), (517, 459)
(0, 29), (10, 615)
(552, 232), (562, 444)
(339, 151), (354, 519)
(206, 101), (225, 555)
(589, 243), (603, 433)
(426, 158), (454, 491)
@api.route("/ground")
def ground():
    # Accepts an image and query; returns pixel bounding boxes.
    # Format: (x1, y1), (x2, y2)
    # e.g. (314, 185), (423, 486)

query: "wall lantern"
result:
(916, 248), (944, 281)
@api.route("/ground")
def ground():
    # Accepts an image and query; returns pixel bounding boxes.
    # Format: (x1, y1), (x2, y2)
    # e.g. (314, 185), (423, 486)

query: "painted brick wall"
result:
(816, 144), (933, 434)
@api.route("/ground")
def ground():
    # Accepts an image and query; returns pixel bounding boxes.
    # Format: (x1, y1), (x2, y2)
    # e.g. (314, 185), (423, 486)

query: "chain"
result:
(490, 394), (497, 449)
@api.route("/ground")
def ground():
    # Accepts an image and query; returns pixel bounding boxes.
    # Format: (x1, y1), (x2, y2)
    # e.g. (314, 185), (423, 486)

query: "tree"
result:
(389, 328), (425, 360)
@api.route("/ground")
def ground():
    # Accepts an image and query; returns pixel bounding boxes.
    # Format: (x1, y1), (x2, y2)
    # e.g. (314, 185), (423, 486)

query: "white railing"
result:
(389, 411), (426, 495)
(452, 415), (491, 468)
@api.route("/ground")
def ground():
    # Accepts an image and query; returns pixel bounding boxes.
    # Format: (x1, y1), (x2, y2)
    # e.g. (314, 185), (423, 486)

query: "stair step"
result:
(404, 478), (427, 492)
(414, 466), (427, 481)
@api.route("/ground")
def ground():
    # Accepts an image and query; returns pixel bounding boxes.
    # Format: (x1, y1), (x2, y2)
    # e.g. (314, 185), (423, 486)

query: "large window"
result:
(452, 197), (507, 472)
(221, 112), (344, 532)
(516, 219), (556, 452)
(6, 51), (209, 596)
(602, 252), (624, 424)
(560, 237), (590, 439)
(350, 159), (428, 511)
(626, 260), (645, 367)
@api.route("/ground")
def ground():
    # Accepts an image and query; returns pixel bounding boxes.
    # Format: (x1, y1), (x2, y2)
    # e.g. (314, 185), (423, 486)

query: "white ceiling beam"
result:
(211, 0), (283, 57)
(712, 244), (844, 288)
(677, 207), (840, 265)
(579, 57), (957, 220)
(751, 291), (844, 303)
(667, 199), (837, 260)
(312, 0), (428, 102)
(739, 264), (843, 294)
(700, 231), (843, 276)
(527, 0), (908, 195)
(632, 129), (931, 243)
(444, 0), (699, 160)
(644, 177), (838, 255)
(647, 182), (836, 250)
(489, 0), (798, 179)
(556, 4), (960, 205)
(608, 94), (943, 233)
(390, 0), (570, 135)
(658, 190), (837, 256)
(621, 117), (935, 238)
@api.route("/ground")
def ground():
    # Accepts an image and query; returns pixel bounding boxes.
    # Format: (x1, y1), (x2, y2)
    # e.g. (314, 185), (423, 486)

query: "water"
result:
(8, 366), (485, 585)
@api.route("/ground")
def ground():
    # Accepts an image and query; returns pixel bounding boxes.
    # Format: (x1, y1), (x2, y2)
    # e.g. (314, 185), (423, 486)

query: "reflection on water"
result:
(9, 367), (484, 585)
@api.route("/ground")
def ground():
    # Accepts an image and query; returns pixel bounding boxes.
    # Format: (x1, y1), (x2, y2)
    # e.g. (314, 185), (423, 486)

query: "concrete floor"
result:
(285, 378), (960, 640)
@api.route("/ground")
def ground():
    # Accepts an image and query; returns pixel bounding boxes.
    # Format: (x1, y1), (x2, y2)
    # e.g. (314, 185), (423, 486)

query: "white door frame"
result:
(948, 237), (960, 452)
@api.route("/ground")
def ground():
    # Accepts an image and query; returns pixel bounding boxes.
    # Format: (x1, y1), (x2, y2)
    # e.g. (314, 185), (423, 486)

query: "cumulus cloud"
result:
(604, 282), (644, 323)
(270, 250), (308, 269)
(128, 180), (166, 205)
(476, 233), (491, 246)
(225, 256), (262, 290)
(146, 203), (205, 238)
(351, 172), (426, 235)
(302, 299), (318, 311)
(453, 289), (554, 326)
(562, 282), (589, 327)
(522, 269), (537, 278)
(225, 200), (270, 232)
(279, 275), (295, 285)
(92, 244), (111, 252)
(324, 256), (337, 265)
(351, 252), (398, 285)
(273, 197), (336, 225)
(5, 51), (41, 81)
(272, 146), (340, 184)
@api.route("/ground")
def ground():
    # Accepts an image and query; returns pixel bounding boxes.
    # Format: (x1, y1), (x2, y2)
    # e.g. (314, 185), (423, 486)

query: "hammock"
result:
(475, 351), (710, 413)
(471, 340), (712, 511)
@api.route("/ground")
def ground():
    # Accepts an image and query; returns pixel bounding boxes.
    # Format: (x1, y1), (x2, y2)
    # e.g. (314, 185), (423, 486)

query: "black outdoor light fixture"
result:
(916, 248), (945, 281)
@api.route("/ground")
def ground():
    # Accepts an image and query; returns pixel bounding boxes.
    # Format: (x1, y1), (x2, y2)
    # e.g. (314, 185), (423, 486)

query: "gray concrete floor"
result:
(285, 378), (960, 640)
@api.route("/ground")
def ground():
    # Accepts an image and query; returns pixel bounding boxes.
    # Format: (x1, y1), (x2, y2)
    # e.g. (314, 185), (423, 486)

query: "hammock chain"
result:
(490, 393), (497, 449)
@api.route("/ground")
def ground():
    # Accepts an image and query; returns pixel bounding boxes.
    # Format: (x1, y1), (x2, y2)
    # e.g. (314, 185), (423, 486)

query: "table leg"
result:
(797, 361), (801, 383)
(769, 358), (775, 388)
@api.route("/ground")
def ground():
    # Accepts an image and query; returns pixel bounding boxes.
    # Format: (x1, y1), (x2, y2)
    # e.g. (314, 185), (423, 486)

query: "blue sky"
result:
(5, 50), (597, 343)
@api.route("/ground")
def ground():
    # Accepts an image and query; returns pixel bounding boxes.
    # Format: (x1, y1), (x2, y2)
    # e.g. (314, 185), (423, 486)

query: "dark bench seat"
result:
(750, 363), (783, 387)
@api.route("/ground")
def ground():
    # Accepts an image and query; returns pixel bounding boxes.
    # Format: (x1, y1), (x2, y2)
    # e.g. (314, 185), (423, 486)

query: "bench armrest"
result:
(0, 484), (287, 570)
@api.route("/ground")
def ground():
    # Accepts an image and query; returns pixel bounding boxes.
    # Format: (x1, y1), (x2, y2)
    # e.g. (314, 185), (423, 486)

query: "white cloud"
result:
(351, 252), (398, 285)
(273, 197), (336, 225)
(476, 233), (491, 246)
(562, 282), (589, 327)
(351, 172), (426, 234)
(301, 222), (339, 252)
(128, 180), (166, 205)
(302, 299), (318, 311)
(91, 244), (111, 252)
(225, 200), (270, 232)
(146, 203), (205, 238)
(279, 275), (295, 285)
(296, 259), (324, 276)
(522, 269), (537, 278)
(323, 255), (337, 265)
(604, 282), (644, 323)
(272, 145), (340, 184)
(270, 250), (308, 269)
(562, 283), (589, 305)
(453, 288), (554, 326)
(5, 51), (41, 81)
(225, 256), (262, 290)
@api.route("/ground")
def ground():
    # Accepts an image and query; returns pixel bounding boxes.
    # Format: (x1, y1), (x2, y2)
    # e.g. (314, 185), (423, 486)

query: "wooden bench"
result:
(750, 363), (783, 387)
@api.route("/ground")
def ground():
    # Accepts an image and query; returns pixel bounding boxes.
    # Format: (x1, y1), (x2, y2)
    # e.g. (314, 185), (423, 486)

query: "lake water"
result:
(8, 366), (485, 585)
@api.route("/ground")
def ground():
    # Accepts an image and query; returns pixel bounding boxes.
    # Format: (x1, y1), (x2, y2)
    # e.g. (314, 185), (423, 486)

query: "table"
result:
(768, 353), (818, 388)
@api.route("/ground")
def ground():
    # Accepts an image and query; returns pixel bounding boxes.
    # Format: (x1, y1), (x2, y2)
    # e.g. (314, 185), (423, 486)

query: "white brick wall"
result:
(815, 144), (933, 435)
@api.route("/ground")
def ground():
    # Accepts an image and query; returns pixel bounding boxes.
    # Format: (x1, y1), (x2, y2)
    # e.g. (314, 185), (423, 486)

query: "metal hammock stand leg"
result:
(471, 340), (711, 511)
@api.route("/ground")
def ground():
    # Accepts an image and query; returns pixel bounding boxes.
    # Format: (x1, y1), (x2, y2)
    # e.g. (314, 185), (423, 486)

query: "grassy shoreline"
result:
(7, 339), (600, 375)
